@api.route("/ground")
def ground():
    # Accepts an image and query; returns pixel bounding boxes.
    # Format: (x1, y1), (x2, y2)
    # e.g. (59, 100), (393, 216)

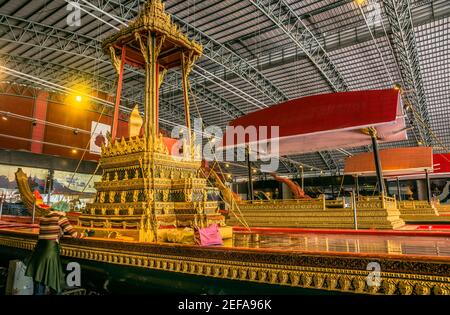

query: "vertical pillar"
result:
(246, 146), (254, 201)
(369, 129), (385, 195)
(138, 31), (163, 243)
(46, 169), (54, 204)
(155, 65), (159, 136)
(30, 91), (49, 153)
(300, 166), (304, 190)
(397, 177), (402, 201)
(111, 46), (126, 141)
(355, 175), (360, 198)
(143, 33), (159, 144)
(181, 51), (193, 149)
(352, 189), (358, 230)
(425, 169), (431, 203)
(151, 36), (158, 143)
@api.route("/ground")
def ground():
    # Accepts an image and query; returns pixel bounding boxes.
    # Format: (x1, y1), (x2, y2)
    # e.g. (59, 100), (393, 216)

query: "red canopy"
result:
(220, 89), (407, 156)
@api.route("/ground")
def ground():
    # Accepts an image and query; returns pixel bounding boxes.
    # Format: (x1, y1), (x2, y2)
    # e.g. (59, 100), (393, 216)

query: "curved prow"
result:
(437, 181), (450, 202)
(269, 173), (311, 199)
(15, 168), (50, 216)
(209, 169), (241, 205)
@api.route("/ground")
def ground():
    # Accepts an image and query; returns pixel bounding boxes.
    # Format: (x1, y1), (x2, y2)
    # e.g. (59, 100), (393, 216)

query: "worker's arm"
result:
(58, 216), (84, 238)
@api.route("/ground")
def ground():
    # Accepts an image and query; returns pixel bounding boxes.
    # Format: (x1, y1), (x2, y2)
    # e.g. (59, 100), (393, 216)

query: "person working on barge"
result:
(25, 201), (87, 295)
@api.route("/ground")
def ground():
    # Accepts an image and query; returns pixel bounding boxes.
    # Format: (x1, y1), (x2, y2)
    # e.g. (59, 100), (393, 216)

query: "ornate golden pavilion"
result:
(75, 0), (225, 242)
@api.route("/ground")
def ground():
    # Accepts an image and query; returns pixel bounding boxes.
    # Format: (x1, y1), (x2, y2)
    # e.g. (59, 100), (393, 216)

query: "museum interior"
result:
(0, 0), (450, 296)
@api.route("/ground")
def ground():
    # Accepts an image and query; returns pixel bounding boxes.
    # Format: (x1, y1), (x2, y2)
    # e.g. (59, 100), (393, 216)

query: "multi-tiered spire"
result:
(75, 1), (224, 243)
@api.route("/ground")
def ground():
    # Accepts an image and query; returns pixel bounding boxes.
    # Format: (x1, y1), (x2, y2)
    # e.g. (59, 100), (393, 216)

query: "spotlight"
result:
(225, 163), (230, 168)
(1, 112), (9, 121)
(71, 149), (78, 154)
(75, 95), (82, 102)
(252, 169), (257, 174)
(73, 128), (79, 135)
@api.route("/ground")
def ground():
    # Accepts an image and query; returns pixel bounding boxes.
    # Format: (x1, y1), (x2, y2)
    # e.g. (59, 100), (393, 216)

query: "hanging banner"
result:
(90, 121), (110, 155)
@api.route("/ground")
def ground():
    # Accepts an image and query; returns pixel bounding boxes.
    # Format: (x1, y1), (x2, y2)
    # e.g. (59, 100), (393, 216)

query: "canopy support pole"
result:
(246, 146), (254, 201)
(369, 128), (385, 195)
(425, 169), (431, 203)
(111, 46), (126, 141)
(355, 175), (360, 198)
(397, 177), (402, 201)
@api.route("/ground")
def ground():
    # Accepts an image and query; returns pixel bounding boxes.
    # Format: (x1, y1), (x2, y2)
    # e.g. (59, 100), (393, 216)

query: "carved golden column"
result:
(181, 50), (197, 154)
(136, 31), (165, 242)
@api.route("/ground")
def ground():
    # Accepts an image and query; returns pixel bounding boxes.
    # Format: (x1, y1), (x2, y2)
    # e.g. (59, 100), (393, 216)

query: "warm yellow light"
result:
(1, 116), (7, 121)
(75, 95), (82, 102)
(225, 163), (230, 168)
(71, 149), (78, 154)
(393, 83), (402, 91)
(354, 0), (367, 5)
(252, 169), (257, 173)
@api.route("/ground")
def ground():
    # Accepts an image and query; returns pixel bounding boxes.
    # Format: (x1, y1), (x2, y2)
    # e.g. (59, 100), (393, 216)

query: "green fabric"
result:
(25, 240), (65, 293)
(51, 201), (70, 212)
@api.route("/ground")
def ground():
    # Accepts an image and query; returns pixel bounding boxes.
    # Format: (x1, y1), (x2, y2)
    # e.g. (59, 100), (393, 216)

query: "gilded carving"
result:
(382, 280), (398, 295)
(399, 281), (414, 295)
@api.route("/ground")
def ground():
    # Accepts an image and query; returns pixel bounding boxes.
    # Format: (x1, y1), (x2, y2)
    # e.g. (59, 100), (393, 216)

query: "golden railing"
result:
(399, 200), (435, 209)
(237, 196), (348, 211)
(238, 198), (321, 205)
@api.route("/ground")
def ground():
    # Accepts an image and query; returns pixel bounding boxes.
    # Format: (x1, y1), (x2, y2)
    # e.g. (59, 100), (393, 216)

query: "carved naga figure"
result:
(200, 160), (241, 204)
(269, 173), (311, 199)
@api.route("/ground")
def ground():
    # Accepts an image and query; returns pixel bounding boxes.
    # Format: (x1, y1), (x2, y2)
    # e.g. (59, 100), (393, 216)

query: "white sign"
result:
(90, 121), (110, 155)
(66, 2), (81, 27)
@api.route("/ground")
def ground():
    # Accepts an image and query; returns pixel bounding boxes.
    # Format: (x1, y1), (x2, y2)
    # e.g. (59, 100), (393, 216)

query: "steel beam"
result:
(382, 0), (434, 145)
(249, 0), (348, 92)
(97, 0), (288, 104)
(0, 14), (243, 122)
(249, 0), (345, 171)
(318, 151), (340, 174)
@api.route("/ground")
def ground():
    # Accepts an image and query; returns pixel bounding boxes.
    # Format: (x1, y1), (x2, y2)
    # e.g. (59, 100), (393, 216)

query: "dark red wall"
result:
(0, 88), (129, 162)
(0, 94), (34, 151)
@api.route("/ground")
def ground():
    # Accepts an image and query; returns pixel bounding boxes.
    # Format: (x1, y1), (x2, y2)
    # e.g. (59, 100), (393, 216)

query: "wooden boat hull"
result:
(1, 230), (449, 295)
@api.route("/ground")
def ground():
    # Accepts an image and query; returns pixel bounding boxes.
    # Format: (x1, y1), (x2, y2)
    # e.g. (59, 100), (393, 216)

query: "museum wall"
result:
(0, 88), (130, 162)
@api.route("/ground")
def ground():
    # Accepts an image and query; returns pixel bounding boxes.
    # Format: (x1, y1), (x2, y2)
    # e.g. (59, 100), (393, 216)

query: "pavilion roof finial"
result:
(102, 0), (202, 59)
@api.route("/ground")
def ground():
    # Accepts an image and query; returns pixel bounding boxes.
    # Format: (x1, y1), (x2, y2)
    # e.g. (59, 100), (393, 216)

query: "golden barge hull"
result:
(0, 230), (449, 295)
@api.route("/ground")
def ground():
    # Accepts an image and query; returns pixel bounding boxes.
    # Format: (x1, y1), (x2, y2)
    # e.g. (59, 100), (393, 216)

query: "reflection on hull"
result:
(233, 228), (450, 257)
